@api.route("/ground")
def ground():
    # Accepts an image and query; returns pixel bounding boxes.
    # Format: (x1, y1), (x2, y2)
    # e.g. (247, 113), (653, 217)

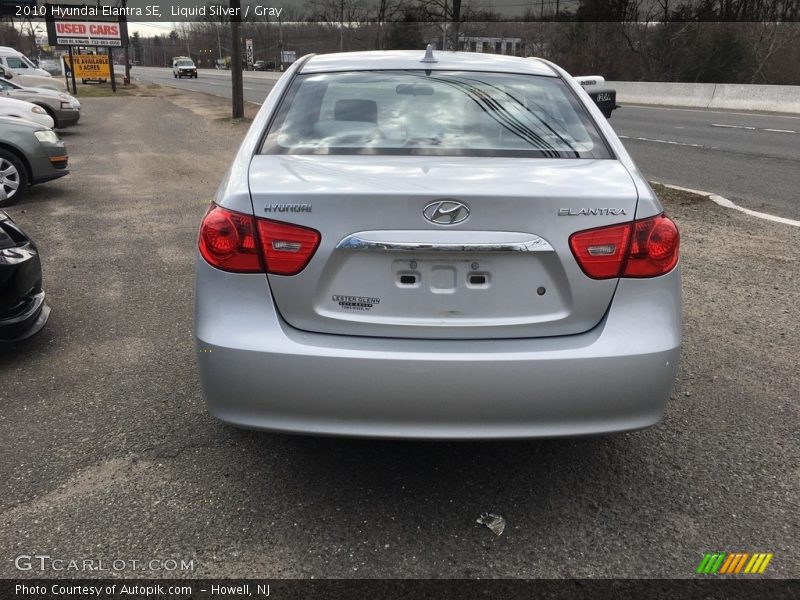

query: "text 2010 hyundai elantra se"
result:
(195, 49), (680, 439)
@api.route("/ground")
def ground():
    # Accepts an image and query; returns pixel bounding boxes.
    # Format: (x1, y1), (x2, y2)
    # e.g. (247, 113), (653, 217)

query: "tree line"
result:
(2, 0), (799, 84)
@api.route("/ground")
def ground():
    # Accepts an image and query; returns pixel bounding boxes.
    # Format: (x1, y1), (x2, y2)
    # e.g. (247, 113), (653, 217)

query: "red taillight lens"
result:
(568, 222), (631, 279)
(198, 205), (261, 272)
(622, 215), (680, 277)
(257, 218), (321, 275)
(198, 205), (320, 275)
(569, 214), (679, 279)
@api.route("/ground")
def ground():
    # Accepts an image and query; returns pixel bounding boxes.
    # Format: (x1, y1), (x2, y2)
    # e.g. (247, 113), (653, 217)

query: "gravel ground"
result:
(1, 89), (798, 580)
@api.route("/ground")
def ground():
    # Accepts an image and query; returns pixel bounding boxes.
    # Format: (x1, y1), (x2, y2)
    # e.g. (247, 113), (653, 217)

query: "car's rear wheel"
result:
(0, 150), (28, 207)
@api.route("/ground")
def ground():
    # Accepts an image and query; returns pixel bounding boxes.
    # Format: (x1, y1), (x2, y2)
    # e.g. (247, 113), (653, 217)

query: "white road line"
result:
(711, 123), (756, 130)
(624, 104), (800, 120)
(618, 135), (707, 148)
(711, 123), (797, 134)
(654, 182), (800, 228)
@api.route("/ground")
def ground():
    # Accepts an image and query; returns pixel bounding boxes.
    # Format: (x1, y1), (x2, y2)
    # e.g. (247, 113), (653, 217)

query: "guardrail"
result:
(606, 81), (800, 114)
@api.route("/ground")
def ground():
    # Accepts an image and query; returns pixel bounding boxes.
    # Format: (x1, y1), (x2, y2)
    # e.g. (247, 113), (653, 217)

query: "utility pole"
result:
(119, 0), (130, 83)
(230, 0), (244, 119)
(277, 13), (283, 71)
(216, 23), (223, 64)
(441, 0), (445, 50)
(339, 0), (344, 52)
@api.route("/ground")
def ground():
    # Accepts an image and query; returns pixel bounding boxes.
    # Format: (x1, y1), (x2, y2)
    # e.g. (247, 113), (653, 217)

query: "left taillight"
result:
(198, 204), (320, 275)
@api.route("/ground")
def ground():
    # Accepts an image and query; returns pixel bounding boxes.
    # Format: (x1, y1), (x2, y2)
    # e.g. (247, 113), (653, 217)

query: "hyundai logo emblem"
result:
(423, 200), (470, 225)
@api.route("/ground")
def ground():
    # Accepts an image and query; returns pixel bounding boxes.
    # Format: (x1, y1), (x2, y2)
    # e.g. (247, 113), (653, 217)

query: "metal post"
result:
(67, 46), (77, 95)
(108, 48), (116, 93)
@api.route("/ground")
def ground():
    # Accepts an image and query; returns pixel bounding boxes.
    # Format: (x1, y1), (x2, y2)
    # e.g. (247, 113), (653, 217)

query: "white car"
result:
(0, 47), (51, 77)
(0, 96), (55, 128)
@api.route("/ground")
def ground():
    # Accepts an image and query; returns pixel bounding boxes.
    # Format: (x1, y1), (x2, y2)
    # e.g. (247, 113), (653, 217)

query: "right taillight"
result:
(622, 214), (680, 277)
(569, 214), (679, 279)
(198, 204), (320, 275)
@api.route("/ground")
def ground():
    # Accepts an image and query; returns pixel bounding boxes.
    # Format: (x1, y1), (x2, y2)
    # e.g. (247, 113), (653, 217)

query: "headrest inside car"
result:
(335, 99), (377, 123)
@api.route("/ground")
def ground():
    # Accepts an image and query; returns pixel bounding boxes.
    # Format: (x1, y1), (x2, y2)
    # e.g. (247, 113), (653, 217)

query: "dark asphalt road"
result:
(135, 66), (281, 104)
(0, 90), (798, 580)
(613, 105), (800, 221)
(134, 67), (800, 221)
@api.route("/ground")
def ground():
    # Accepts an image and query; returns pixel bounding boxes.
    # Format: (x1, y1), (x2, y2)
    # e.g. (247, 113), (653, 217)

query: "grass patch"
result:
(72, 79), (139, 97)
(73, 85), (134, 97)
(651, 182), (707, 208)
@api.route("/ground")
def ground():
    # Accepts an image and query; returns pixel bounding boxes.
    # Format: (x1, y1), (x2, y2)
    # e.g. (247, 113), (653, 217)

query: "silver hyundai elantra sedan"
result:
(195, 49), (681, 439)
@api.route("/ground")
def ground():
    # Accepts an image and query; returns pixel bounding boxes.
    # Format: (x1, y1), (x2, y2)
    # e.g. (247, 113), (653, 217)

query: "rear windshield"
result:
(261, 70), (611, 158)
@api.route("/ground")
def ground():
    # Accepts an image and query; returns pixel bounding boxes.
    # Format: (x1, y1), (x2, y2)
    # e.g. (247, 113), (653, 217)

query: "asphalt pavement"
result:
(612, 105), (800, 221)
(133, 67), (800, 221)
(0, 89), (798, 580)
(134, 66), (281, 104)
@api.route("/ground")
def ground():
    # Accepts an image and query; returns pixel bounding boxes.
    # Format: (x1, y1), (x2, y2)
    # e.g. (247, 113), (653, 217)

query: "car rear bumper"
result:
(195, 259), (681, 439)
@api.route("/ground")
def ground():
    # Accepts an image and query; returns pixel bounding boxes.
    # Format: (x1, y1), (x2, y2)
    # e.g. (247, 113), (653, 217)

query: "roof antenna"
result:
(420, 44), (437, 64)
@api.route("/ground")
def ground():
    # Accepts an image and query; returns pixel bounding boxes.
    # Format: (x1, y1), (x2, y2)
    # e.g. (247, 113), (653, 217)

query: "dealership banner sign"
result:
(45, 5), (129, 48)
(64, 54), (111, 78)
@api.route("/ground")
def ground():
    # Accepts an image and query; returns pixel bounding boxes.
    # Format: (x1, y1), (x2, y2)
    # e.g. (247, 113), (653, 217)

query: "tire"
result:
(174, 73), (177, 78)
(0, 149), (28, 208)
(40, 105), (59, 129)
(602, 109), (613, 119)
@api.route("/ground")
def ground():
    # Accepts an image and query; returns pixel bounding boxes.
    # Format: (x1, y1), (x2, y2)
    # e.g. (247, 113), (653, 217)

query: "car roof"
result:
(301, 50), (558, 77)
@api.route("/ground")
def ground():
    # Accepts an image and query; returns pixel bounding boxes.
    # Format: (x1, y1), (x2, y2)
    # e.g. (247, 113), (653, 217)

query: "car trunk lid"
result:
(248, 155), (637, 339)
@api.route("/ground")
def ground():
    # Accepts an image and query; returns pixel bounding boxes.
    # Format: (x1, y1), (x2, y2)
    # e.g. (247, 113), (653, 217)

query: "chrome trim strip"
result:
(336, 235), (554, 253)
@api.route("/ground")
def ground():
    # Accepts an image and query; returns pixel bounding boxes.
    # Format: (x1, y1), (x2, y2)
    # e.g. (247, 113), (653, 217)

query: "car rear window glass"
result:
(261, 70), (611, 158)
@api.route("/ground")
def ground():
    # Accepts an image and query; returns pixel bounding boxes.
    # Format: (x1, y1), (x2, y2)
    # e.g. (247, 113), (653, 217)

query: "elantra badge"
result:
(558, 208), (627, 216)
(423, 200), (470, 225)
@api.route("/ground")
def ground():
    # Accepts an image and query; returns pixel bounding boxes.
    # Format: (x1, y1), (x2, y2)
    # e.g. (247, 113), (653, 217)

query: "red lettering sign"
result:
(56, 23), (87, 35)
(89, 24), (119, 36)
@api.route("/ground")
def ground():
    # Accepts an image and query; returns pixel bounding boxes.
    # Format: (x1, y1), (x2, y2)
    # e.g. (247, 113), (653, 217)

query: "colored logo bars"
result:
(697, 552), (773, 574)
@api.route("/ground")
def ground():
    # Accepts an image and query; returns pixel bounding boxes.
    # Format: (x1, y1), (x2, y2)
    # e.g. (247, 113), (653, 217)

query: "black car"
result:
(574, 76), (620, 118)
(0, 211), (49, 341)
(253, 60), (274, 71)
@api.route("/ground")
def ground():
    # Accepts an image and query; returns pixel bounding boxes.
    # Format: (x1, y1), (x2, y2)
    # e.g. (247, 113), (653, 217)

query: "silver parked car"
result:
(0, 76), (80, 128)
(195, 49), (681, 439)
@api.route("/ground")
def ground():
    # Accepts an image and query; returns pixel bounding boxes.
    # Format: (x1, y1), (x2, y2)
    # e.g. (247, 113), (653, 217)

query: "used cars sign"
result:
(50, 21), (123, 46)
(45, 5), (128, 48)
